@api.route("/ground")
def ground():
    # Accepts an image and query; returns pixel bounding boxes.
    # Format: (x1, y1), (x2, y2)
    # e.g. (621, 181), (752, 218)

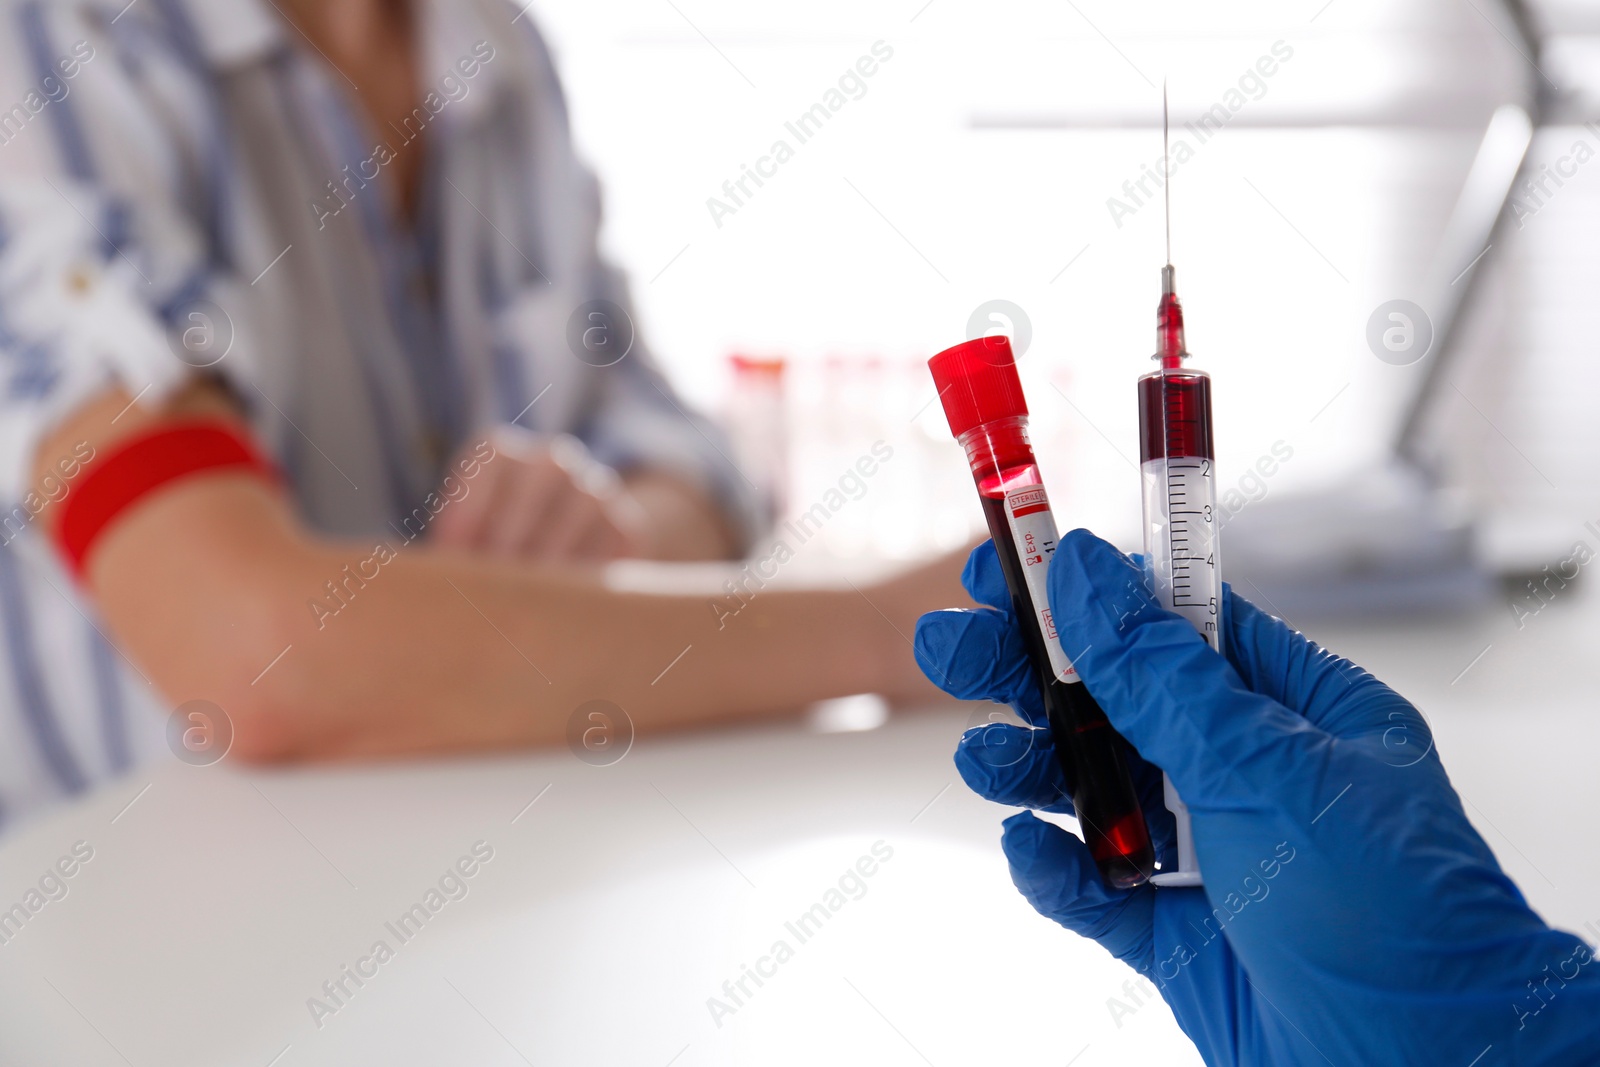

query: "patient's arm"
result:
(34, 382), (957, 763)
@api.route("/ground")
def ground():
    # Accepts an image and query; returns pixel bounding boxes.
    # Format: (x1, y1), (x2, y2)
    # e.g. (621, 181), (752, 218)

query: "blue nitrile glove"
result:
(914, 531), (1600, 1067)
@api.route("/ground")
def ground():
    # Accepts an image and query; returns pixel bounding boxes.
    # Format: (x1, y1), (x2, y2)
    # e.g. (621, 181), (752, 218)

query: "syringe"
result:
(931, 336), (1155, 889)
(1141, 85), (1220, 888)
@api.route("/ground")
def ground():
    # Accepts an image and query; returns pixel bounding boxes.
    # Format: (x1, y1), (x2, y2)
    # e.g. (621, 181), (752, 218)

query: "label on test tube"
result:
(1002, 485), (1080, 684)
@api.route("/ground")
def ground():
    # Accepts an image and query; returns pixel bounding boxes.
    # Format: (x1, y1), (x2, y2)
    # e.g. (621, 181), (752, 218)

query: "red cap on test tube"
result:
(927, 335), (1027, 438)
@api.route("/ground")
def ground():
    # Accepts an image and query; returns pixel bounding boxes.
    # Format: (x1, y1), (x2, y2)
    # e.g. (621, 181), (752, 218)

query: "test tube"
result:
(1139, 264), (1219, 888)
(930, 336), (1155, 890)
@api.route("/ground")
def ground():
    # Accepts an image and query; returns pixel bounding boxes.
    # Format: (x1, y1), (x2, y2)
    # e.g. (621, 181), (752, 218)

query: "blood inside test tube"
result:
(931, 337), (1154, 889)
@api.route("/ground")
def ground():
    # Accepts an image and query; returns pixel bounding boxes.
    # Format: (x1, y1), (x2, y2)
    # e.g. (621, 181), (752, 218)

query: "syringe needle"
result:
(1163, 79), (1171, 268)
(1156, 81), (1184, 362)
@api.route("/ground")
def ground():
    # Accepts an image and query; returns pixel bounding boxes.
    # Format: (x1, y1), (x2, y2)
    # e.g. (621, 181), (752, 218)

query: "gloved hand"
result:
(914, 530), (1600, 1066)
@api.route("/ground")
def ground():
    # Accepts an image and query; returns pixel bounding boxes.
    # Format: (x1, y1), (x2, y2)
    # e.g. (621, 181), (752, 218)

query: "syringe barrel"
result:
(1140, 366), (1221, 887)
(1138, 368), (1223, 653)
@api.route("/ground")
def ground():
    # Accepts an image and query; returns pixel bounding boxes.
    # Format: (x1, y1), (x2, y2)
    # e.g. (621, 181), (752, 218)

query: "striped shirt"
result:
(0, 0), (757, 832)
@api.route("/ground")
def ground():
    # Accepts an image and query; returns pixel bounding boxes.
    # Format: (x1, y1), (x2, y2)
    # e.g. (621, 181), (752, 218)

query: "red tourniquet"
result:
(56, 421), (277, 578)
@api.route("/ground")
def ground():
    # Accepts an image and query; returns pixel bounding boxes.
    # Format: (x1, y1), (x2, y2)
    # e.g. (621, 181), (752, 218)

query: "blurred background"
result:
(536, 0), (1598, 576)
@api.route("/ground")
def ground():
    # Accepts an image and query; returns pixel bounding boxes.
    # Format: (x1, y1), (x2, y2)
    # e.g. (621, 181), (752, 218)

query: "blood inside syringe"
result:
(1139, 371), (1213, 461)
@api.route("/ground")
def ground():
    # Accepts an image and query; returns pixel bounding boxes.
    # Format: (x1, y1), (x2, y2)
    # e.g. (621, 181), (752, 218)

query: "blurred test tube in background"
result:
(724, 354), (790, 520)
(726, 350), (981, 563)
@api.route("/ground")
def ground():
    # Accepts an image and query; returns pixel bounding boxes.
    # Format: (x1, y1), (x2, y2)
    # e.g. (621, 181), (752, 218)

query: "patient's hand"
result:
(869, 542), (979, 706)
(433, 427), (643, 564)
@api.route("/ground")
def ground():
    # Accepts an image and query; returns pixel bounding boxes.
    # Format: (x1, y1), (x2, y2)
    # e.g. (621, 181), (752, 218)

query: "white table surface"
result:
(0, 590), (1596, 1067)
(0, 695), (1205, 1067)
